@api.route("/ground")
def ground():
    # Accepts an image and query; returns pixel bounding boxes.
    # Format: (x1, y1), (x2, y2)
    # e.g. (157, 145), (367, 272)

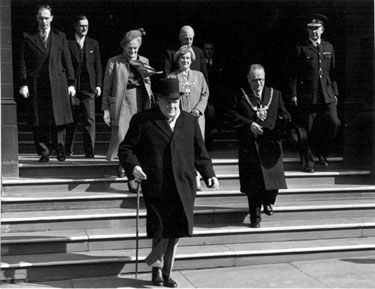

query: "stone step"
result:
(2, 217), (375, 256)
(18, 131), (112, 142)
(3, 169), (371, 195)
(16, 154), (345, 178)
(2, 236), (375, 282)
(2, 199), (375, 233)
(2, 185), (375, 212)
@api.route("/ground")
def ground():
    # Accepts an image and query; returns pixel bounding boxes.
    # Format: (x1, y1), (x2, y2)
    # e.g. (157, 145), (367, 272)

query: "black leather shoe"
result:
(85, 153), (94, 158)
(163, 274), (177, 288)
(249, 222), (261, 228)
(318, 155), (328, 167)
(151, 268), (164, 286)
(263, 204), (273, 216)
(39, 155), (50, 162)
(303, 165), (314, 173)
(57, 152), (66, 162)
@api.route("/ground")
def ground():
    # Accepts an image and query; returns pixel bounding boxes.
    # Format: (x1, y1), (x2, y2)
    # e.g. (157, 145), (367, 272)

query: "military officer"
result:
(287, 14), (341, 172)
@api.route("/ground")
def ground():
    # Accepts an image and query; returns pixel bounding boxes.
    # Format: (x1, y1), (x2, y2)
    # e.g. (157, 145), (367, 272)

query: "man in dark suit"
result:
(164, 25), (208, 82)
(203, 42), (226, 149)
(230, 64), (291, 228)
(66, 15), (102, 158)
(118, 78), (219, 287)
(18, 4), (76, 162)
(287, 14), (341, 172)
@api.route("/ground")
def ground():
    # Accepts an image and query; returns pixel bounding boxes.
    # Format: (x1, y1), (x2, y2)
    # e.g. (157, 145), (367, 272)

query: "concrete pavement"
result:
(2, 255), (375, 288)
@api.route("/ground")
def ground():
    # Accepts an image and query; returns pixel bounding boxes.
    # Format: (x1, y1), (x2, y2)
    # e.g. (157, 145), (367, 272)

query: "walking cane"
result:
(135, 180), (141, 279)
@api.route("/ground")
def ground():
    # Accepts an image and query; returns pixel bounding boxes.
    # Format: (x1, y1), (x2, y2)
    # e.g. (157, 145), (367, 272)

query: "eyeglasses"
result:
(250, 78), (265, 83)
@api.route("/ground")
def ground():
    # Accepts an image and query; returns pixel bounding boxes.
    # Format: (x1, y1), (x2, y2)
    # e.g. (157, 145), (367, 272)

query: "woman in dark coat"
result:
(230, 64), (291, 228)
(118, 78), (219, 287)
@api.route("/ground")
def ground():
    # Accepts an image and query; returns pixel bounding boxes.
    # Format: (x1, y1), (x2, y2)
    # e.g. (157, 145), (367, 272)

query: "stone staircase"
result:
(1, 116), (375, 283)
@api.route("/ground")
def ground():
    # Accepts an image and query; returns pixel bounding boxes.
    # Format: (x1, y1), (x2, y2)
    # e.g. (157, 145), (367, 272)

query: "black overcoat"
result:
(230, 87), (291, 192)
(18, 29), (75, 126)
(118, 107), (215, 238)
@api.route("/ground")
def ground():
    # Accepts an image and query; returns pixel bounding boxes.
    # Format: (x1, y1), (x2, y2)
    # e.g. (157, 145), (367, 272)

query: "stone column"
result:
(1, 0), (19, 177)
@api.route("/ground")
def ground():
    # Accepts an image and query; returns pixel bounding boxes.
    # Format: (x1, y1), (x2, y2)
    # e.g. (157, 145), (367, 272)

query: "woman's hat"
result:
(156, 78), (182, 100)
(121, 28), (146, 46)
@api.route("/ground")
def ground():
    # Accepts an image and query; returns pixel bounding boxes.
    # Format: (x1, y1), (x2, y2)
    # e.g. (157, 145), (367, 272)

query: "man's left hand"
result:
(68, 86), (76, 97)
(207, 177), (219, 190)
(95, 87), (102, 97)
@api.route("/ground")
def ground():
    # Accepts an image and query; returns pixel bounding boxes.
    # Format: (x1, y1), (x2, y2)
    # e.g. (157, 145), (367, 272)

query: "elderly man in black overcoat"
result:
(230, 64), (291, 228)
(118, 78), (219, 287)
(18, 5), (76, 162)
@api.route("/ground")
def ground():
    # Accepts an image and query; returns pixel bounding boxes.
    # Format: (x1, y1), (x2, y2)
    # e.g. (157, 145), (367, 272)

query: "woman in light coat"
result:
(102, 28), (155, 190)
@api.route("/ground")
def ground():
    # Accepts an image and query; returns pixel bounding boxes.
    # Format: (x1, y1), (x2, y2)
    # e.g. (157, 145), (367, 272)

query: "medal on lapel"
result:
(257, 105), (268, 121)
(241, 88), (274, 122)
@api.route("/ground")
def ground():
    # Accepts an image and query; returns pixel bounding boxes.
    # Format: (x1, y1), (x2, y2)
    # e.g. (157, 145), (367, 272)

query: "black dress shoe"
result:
(303, 165), (314, 173)
(85, 153), (95, 158)
(163, 274), (177, 288)
(151, 268), (164, 286)
(249, 222), (261, 228)
(318, 155), (328, 167)
(56, 152), (66, 162)
(263, 204), (274, 216)
(39, 155), (50, 162)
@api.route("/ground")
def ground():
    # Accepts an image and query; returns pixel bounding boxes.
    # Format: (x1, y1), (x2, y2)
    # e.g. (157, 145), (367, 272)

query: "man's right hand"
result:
(103, 110), (111, 127)
(291, 96), (298, 107)
(132, 166), (147, 181)
(250, 122), (263, 137)
(19, 86), (29, 98)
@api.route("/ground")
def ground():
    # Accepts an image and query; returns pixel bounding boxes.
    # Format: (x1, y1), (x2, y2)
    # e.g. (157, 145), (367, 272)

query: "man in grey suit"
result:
(66, 15), (102, 158)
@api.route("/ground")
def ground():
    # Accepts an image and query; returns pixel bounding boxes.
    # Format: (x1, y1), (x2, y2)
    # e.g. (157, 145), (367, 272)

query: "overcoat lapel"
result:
(28, 32), (48, 55)
(152, 110), (173, 138)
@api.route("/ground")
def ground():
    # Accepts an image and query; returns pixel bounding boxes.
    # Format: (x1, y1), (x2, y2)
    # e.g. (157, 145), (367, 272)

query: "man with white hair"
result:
(164, 25), (208, 82)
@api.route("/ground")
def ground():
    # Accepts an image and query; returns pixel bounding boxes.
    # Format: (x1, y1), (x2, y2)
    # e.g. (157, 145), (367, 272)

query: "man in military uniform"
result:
(287, 14), (341, 172)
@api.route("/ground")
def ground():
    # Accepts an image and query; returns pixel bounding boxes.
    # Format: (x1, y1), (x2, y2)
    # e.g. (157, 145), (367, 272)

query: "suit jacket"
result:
(164, 45), (209, 82)
(18, 29), (75, 126)
(118, 107), (215, 238)
(68, 36), (102, 92)
(287, 39), (339, 107)
(229, 86), (291, 191)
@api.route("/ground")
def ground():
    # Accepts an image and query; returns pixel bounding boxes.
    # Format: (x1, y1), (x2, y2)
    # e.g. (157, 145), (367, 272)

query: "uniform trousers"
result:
(295, 101), (340, 168)
(145, 237), (179, 277)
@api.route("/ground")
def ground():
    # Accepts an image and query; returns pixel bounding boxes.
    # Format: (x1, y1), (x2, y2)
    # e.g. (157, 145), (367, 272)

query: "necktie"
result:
(42, 31), (48, 48)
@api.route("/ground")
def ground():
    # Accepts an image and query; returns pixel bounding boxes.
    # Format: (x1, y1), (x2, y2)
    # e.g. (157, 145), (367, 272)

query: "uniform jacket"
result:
(101, 54), (153, 127)
(118, 107), (215, 238)
(18, 29), (75, 126)
(287, 39), (339, 107)
(229, 86), (291, 192)
(68, 36), (102, 92)
(164, 45), (209, 82)
(168, 69), (209, 136)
